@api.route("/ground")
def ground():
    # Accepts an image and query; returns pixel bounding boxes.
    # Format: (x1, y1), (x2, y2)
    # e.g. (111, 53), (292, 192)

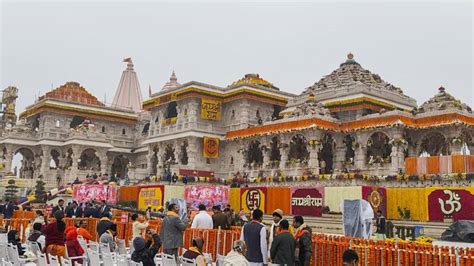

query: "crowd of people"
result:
(0, 197), (364, 266)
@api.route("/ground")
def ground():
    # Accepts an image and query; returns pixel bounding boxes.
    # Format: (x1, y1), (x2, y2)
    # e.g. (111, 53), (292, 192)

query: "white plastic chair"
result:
(102, 252), (115, 266)
(7, 244), (29, 265)
(180, 257), (196, 266)
(0, 242), (8, 261)
(161, 253), (177, 266)
(36, 253), (48, 266)
(77, 236), (88, 252)
(117, 239), (127, 255)
(64, 244), (88, 266)
(88, 241), (100, 252)
(27, 241), (41, 255)
(129, 260), (143, 266)
(216, 254), (225, 266)
(88, 250), (102, 266)
(49, 255), (60, 266)
(2, 259), (13, 266)
(0, 234), (7, 243)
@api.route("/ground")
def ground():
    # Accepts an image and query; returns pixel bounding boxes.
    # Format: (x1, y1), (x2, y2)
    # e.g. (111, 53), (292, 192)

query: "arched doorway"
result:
(367, 132), (391, 164)
(419, 132), (449, 156)
(343, 134), (356, 165)
(247, 140), (263, 167)
(78, 149), (101, 171)
(50, 149), (60, 169)
(289, 135), (309, 166)
(318, 134), (335, 174)
(111, 155), (129, 178)
(12, 148), (35, 178)
(180, 141), (188, 165)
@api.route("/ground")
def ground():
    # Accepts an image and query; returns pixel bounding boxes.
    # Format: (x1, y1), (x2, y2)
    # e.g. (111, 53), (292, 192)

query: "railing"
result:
(5, 211), (474, 264)
(405, 155), (474, 175)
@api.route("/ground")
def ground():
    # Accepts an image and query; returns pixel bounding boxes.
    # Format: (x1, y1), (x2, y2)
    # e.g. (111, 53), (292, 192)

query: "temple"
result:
(0, 54), (472, 188)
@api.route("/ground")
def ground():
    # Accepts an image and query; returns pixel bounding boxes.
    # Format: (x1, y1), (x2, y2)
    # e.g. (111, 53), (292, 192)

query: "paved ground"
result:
(263, 214), (450, 239)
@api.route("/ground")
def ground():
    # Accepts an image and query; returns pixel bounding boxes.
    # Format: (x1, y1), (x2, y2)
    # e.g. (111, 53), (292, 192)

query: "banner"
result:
(203, 137), (219, 158)
(73, 184), (118, 204)
(201, 98), (222, 120)
(241, 187), (267, 213)
(138, 186), (164, 210)
(291, 188), (324, 216)
(362, 186), (387, 217)
(184, 185), (229, 209)
(428, 189), (474, 222)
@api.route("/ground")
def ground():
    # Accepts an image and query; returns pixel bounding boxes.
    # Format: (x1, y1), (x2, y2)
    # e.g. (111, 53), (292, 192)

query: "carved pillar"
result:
(308, 145), (320, 174)
(390, 145), (400, 175)
(4, 151), (13, 174)
(262, 146), (270, 169)
(156, 149), (163, 176)
(355, 145), (366, 170)
(187, 138), (197, 169)
(333, 135), (346, 172)
(146, 147), (154, 176)
(40, 146), (51, 177)
(239, 100), (250, 128)
(279, 147), (288, 169)
(450, 142), (463, 155)
(96, 150), (108, 175)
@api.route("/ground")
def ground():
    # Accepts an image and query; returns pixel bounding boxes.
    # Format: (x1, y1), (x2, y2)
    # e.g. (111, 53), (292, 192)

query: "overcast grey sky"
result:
(1, 1), (472, 113)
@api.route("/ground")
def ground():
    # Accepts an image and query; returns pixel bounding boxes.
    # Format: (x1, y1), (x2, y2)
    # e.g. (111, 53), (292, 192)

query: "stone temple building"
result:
(0, 54), (472, 188)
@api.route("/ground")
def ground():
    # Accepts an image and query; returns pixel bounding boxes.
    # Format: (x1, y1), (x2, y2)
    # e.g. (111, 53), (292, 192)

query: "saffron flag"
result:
(203, 137), (219, 158)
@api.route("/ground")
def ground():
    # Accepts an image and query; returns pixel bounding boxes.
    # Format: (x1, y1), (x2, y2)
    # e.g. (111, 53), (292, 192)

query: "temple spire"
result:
(162, 70), (181, 90)
(112, 57), (143, 112)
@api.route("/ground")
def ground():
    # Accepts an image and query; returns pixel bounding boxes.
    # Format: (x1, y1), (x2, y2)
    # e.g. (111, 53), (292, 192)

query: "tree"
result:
(5, 179), (18, 201)
(35, 177), (47, 203)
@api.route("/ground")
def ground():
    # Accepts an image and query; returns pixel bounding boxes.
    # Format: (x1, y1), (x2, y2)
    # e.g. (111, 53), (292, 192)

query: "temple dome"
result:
(305, 53), (405, 95)
(40, 82), (104, 106)
(417, 86), (472, 113)
(162, 71), (181, 91)
(229, 73), (279, 90)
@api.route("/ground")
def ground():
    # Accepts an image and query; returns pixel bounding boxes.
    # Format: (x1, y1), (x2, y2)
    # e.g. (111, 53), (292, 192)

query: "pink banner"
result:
(291, 187), (324, 217)
(73, 184), (118, 204)
(428, 189), (474, 222)
(184, 185), (229, 209)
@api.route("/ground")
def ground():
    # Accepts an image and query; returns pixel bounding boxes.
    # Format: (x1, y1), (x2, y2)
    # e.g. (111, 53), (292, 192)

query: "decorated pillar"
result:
(96, 150), (108, 175)
(450, 138), (464, 155)
(308, 143), (320, 174)
(354, 145), (366, 170)
(146, 147), (154, 176)
(333, 135), (346, 172)
(262, 145), (270, 168)
(3, 149), (14, 174)
(239, 100), (250, 128)
(279, 146), (288, 169)
(39, 146), (51, 177)
(187, 138), (198, 169)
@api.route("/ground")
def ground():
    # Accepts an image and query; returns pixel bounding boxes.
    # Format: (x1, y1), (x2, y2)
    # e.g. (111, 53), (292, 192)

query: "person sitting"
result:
(42, 210), (66, 258)
(182, 238), (206, 265)
(66, 229), (84, 265)
(131, 233), (162, 266)
(343, 249), (359, 266)
(100, 223), (117, 252)
(96, 213), (114, 238)
(28, 223), (46, 251)
(77, 220), (93, 242)
(8, 229), (25, 255)
(224, 240), (249, 266)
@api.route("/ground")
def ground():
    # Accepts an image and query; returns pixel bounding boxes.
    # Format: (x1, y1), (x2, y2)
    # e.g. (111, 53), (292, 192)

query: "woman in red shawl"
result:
(66, 229), (84, 265)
